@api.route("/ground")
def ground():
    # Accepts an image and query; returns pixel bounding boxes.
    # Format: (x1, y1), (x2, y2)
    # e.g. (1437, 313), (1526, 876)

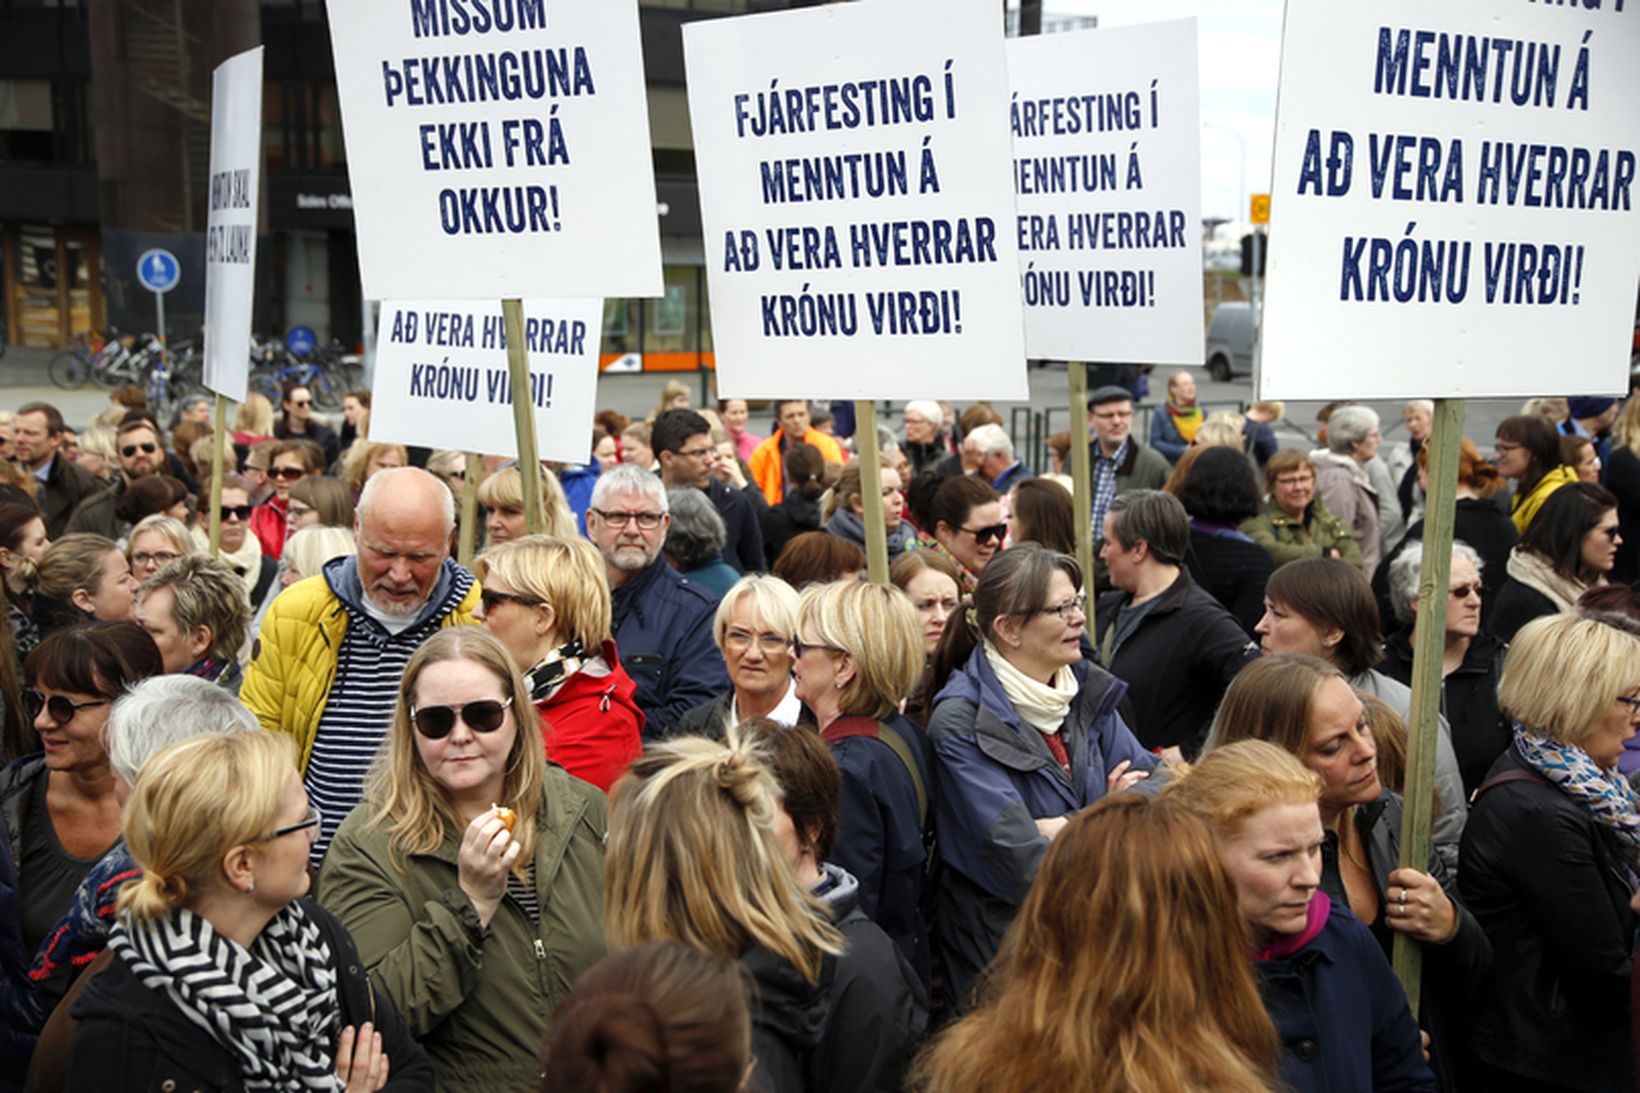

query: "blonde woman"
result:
(124, 514), (194, 583)
(606, 733), (914, 1093)
(319, 627), (607, 1090)
(342, 440), (409, 497)
(230, 392), (274, 443)
(477, 464), (576, 545)
(67, 732), (435, 1090)
(280, 525), (357, 591)
(31, 533), (137, 635)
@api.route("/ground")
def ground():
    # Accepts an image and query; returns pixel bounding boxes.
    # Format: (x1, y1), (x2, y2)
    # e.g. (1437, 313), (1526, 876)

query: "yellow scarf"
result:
(1167, 399), (1204, 443)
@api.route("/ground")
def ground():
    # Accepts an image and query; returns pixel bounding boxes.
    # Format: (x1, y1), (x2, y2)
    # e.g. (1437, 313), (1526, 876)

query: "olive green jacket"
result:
(318, 769), (608, 1092)
(1240, 501), (1364, 569)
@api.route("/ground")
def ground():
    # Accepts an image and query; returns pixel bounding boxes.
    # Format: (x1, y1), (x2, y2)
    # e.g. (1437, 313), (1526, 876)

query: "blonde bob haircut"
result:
(366, 627), (545, 874)
(118, 731), (298, 920)
(1498, 613), (1640, 747)
(1164, 740), (1323, 839)
(477, 464), (578, 539)
(474, 535), (612, 651)
(126, 514), (195, 562)
(795, 580), (923, 720)
(605, 733), (842, 984)
(712, 574), (800, 651)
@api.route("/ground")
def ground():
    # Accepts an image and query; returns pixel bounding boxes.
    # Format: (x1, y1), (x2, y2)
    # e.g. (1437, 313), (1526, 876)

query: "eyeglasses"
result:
(1274, 475), (1314, 488)
(219, 504), (253, 521)
(790, 637), (846, 658)
(25, 690), (109, 726)
(1493, 439), (1523, 453)
(267, 467), (306, 481)
(1448, 583), (1482, 600)
(120, 442), (158, 457)
(1032, 592), (1088, 621)
(1617, 695), (1640, 714)
(480, 588), (541, 613)
(675, 446), (716, 460)
(269, 804), (323, 841)
(591, 509), (663, 530)
(1092, 409), (1134, 421)
(131, 551), (181, 568)
(960, 523), (1008, 546)
(724, 629), (790, 655)
(411, 696), (514, 739)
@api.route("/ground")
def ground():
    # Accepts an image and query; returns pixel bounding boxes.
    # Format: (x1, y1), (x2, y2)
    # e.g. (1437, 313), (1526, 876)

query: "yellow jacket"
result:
(748, 427), (846, 505)
(242, 565), (480, 773)
(1509, 464), (1578, 533)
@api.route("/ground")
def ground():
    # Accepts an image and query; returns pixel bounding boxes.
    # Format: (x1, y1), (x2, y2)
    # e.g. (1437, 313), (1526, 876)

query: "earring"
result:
(245, 879), (256, 894)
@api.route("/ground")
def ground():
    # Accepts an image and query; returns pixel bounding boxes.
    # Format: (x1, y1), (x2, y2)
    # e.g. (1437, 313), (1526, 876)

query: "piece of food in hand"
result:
(493, 805), (516, 832)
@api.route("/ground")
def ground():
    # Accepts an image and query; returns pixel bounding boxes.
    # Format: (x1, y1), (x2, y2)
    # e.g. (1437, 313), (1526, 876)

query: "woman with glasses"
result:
(679, 574), (810, 740)
(1494, 413), (1577, 534)
(1242, 450), (1365, 569)
(1458, 614), (1640, 1091)
(30, 534), (139, 635)
(123, 514), (194, 584)
(923, 543), (1155, 1012)
(1489, 481), (1620, 643)
(923, 475), (1003, 593)
(67, 731), (435, 1092)
(0, 622), (160, 1058)
(319, 627), (607, 1090)
(471, 535), (643, 793)
(249, 438), (325, 561)
(1381, 541), (1510, 795)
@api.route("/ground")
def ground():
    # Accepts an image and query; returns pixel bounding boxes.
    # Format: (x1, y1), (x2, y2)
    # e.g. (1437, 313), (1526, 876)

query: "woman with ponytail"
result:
(66, 731), (435, 1091)
(923, 542), (1156, 1014)
(605, 732), (919, 1093)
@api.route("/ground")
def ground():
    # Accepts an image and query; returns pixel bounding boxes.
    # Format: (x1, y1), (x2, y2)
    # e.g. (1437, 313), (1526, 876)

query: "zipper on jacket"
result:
(534, 938), (546, 960)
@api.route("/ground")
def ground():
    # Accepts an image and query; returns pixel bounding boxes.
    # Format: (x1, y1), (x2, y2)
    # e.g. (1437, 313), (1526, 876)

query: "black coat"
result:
(1373, 497), (1518, 628)
(65, 900), (436, 1092)
(1378, 628), (1511, 796)
(35, 455), (107, 541)
(1184, 526), (1276, 637)
(1458, 748), (1636, 1090)
(1485, 577), (1559, 644)
(706, 476), (766, 574)
(1607, 446), (1640, 584)
(761, 492), (824, 568)
(676, 690), (815, 740)
(1095, 569), (1259, 755)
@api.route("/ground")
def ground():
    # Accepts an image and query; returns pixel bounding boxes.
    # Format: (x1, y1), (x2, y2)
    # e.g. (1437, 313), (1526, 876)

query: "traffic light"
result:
(1240, 233), (1267, 277)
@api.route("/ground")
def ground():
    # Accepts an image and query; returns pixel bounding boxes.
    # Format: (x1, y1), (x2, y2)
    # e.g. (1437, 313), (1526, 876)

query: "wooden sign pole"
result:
(1066, 362), (1096, 636)
(501, 298), (544, 533)
(854, 400), (889, 584)
(457, 452), (482, 567)
(207, 394), (229, 557)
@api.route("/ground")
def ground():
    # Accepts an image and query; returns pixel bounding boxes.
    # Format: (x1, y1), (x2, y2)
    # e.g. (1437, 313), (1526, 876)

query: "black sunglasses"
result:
(480, 589), (541, 613)
(219, 504), (254, 521)
(960, 523), (1008, 546)
(267, 467), (306, 481)
(26, 690), (109, 726)
(410, 697), (514, 739)
(121, 442), (158, 457)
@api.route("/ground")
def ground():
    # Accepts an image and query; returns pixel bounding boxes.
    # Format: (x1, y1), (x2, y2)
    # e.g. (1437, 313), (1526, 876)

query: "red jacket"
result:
(249, 496), (289, 560)
(534, 642), (645, 792)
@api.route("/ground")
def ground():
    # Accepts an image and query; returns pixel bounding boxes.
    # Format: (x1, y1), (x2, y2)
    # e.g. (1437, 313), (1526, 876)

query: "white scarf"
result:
(191, 525), (265, 601)
(984, 641), (1077, 736)
(1505, 545), (1596, 613)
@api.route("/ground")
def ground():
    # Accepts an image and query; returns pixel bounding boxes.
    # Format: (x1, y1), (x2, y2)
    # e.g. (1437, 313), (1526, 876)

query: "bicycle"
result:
(49, 330), (116, 390)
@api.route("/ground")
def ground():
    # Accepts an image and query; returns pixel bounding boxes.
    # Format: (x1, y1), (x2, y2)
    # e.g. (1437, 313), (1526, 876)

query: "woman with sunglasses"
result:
(190, 473), (279, 614)
(248, 438), (324, 561)
(471, 535), (643, 793)
(1488, 481), (1620, 643)
(319, 627), (607, 1091)
(924, 543), (1155, 1013)
(924, 475), (1004, 594)
(67, 731), (435, 1092)
(29, 534), (138, 636)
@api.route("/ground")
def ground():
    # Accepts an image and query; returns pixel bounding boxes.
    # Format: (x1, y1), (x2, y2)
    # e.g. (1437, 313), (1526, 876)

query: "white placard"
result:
(326, 0), (662, 301)
(684, 0), (1028, 401)
(369, 299), (602, 464)
(1261, 0), (1640, 400)
(1007, 21), (1203, 363)
(202, 47), (263, 401)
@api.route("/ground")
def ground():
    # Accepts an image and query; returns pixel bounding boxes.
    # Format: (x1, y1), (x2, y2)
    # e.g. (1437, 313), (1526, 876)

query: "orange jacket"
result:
(749, 427), (846, 505)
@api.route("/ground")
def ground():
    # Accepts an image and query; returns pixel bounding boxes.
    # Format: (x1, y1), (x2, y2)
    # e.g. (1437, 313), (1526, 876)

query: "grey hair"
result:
(356, 465), (456, 533)
(1386, 539), (1484, 624)
(104, 675), (259, 786)
(664, 488), (727, 569)
(1327, 405), (1381, 455)
(966, 422), (1013, 459)
(1106, 490), (1188, 566)
(591, 462), (669, 512)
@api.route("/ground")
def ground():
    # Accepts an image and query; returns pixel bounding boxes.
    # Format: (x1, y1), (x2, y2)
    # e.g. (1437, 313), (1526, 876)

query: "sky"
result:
(1044, 0), (1284, 224)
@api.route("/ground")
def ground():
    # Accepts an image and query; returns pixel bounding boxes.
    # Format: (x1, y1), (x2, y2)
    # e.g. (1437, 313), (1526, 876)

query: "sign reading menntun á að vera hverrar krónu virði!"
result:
(684, 0), (1028, 401)
(325, 0), (662, 301)
(1260, 0), (1640, 400)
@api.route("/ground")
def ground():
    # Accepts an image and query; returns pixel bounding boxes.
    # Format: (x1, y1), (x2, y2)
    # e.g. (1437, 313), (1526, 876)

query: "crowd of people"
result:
(0, 371), (1636, 1091)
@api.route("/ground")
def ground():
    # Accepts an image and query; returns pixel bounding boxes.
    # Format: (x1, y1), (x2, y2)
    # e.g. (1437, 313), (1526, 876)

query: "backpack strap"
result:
(1469, 766), (1547, 807)
(823, 715), (927, 826)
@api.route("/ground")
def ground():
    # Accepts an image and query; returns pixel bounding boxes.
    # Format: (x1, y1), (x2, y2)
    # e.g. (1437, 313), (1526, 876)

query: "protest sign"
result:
(1260, 0), (1640, 400)
(683, 0), (1028, 401)
(202, 46), (263, 402)
(369, 298), (602, 464)
(325, 0), (662, 300)
(1007, 20), (1204, 363)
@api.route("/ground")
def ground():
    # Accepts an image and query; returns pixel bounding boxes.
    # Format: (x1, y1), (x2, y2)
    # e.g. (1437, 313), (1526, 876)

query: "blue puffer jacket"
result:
(610, 558), (729, 738)
(926, 649), (1155, 1010)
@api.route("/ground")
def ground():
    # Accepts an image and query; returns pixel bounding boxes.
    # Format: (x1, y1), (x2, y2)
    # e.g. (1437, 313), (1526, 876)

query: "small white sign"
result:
(326, 0), (663, 300)
(203, 47), (264, 402)
(369, 298), (603, 464)
(1007, 20), (1204, 363)
(684, 0), (1028, 401)
(1261, 0), (1640, 400)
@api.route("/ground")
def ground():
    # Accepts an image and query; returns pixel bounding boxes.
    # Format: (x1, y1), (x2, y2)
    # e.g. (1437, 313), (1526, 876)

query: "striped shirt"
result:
(305, 571), (473, 866)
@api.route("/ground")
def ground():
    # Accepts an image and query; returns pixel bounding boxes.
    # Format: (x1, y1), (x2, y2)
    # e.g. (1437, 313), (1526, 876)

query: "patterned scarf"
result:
(109, 904), (345, 1091)
(526, 638), (588, 703)
(1166, 398), (1204, 443)
(1513, 723), (1640, 891)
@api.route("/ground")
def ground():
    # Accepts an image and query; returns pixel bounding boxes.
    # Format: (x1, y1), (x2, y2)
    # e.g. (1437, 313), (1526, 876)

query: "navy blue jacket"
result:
(926, 650), (1154, 1009)
(610, 558), (729, 739)
(1258, 901), (1436, 1093)
(706, 476), (765, 574)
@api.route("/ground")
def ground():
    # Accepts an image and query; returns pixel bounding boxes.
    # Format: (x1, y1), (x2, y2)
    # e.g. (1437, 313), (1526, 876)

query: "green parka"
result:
(1240, 500), (1364, 569)
(318, 768), (608, 1091)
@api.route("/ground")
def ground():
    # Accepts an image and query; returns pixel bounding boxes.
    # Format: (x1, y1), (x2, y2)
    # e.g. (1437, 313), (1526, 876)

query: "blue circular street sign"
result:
(286, 326), (318, 356)
(135, 249), (180, 294)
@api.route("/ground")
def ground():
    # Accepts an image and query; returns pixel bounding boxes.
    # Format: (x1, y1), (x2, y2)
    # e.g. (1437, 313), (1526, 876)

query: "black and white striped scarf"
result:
(108, 903), (344, 1092)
